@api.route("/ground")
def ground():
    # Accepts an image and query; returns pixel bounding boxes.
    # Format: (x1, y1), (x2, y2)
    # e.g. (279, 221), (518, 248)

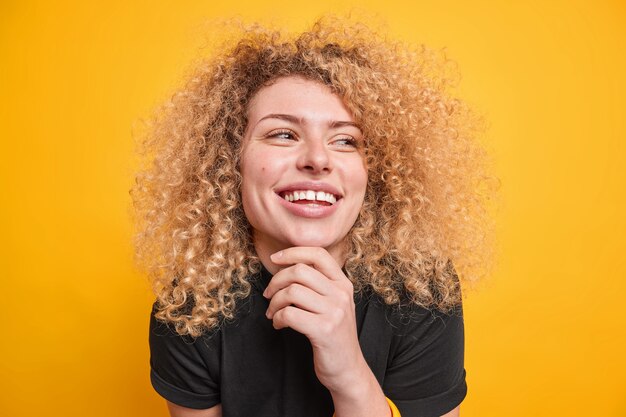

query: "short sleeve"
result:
(148, 302), (221, 409)
(383, 304), (467, 417)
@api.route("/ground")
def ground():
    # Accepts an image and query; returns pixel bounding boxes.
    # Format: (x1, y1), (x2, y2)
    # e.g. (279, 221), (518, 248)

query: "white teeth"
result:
(280, 190), (339, 204)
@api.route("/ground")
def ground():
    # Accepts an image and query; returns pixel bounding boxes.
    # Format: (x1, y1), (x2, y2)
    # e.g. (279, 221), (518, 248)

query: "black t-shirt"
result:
(149, 264), (467, 417)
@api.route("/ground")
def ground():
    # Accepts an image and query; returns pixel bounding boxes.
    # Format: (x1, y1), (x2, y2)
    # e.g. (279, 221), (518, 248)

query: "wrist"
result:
(329, 359), (390, 417)
(326, 356), (373, 398)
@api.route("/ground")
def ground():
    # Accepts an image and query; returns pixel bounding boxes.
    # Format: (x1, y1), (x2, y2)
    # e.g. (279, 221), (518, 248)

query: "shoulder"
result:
(148, 301), (222, 409)
(359, 284), (464, 337)
(371, 291), (466, 417)
(387, 299), (465, 367)
(149, 301), (224, 362)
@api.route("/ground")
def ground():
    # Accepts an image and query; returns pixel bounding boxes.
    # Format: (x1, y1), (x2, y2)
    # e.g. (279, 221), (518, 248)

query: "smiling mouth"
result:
(277, 190), (341, 206)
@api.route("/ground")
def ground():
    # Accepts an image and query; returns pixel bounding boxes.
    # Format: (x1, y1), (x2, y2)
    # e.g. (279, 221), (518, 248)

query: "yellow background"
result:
(1, 1), (625, 416)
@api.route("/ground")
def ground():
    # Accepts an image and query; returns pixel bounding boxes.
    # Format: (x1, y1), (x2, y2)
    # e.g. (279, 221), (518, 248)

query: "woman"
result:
(131, 16), (495, 417)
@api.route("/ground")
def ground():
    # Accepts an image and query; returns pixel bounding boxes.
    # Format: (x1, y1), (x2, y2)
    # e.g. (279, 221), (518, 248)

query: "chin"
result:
(285, 233), (339, 249)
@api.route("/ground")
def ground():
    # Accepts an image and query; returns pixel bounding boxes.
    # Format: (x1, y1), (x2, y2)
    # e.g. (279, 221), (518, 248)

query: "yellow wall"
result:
(1, 1), (624, 416)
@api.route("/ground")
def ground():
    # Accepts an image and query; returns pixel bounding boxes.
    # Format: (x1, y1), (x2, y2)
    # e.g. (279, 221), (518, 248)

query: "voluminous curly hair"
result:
(130, 16), (497, 337)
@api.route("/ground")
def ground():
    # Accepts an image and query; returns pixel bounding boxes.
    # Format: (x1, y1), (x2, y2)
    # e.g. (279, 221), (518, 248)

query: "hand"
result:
(263, 246), (367, 393)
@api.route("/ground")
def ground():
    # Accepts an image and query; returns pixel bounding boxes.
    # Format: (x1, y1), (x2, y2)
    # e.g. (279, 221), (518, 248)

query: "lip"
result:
(274, 191), (341, 218)
(274, 181), (343, 199)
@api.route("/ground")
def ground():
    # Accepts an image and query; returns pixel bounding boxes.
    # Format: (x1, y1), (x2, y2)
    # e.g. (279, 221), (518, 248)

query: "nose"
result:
(296, 137), (332, 174)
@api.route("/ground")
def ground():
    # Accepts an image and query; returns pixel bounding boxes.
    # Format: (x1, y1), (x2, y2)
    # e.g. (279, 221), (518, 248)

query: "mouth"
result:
(276, 190), (342, 207)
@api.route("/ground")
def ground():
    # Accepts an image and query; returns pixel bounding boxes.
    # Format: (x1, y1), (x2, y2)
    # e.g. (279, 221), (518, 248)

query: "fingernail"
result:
(271, 251), (283, 259)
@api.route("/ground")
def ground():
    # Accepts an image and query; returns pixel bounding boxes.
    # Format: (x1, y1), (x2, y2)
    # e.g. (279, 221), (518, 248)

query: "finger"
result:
(271, 305), (320, 335)
(269, 246), (345, 282)
(266, 283), (329, 319)
(263, 263), (334, 299)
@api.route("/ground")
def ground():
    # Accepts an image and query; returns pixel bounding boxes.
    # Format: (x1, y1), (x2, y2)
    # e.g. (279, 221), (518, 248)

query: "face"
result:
(240, 76), (368, 265)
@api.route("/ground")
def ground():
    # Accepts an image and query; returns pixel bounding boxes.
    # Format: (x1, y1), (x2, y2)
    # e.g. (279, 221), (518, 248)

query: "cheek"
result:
(241, 150), (267, 183)
(240, 180), (263, 228)
(242, 146), (279, 176)
(351, 161), (369, 192)
(240, 150), (276, 212)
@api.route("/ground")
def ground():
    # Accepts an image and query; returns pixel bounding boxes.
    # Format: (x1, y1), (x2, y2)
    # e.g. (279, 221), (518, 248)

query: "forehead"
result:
(246, 76), (355, 123)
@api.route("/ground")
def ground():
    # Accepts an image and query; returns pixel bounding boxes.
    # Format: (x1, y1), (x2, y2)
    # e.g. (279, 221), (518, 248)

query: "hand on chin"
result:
(262, 246), (364, 392)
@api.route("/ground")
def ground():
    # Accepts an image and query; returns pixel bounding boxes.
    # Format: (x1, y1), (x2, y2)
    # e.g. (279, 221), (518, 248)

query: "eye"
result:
(332, 136), (358, 148)
(266, 129), (297, 141)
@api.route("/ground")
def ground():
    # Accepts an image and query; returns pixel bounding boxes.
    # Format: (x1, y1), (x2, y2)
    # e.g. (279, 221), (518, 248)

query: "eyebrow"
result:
(255, 113), (362, 132)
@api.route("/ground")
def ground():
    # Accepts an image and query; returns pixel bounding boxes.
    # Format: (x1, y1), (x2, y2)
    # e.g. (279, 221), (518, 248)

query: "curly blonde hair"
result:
(130, 16), (497, 337)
